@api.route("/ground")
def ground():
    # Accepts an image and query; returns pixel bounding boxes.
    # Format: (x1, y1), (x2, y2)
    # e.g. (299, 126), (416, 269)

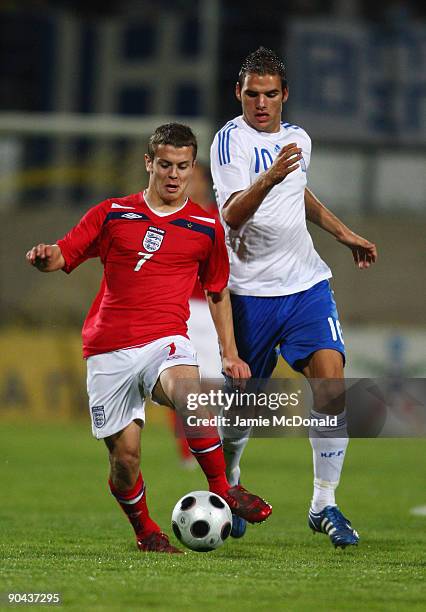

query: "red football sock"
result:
(186, 436), (230, 496)
(108, 471), (160, 539)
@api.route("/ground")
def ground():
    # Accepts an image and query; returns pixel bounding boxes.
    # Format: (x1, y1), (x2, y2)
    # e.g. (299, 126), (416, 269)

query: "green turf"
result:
(1, 419), (425, 611)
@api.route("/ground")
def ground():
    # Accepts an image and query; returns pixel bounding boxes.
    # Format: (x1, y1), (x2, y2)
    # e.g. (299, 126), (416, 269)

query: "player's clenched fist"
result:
(222, 356), (251, 379)
(26, 243), (65, 272)
(222, 356), (251, 391)
(267, 142), (302, 186)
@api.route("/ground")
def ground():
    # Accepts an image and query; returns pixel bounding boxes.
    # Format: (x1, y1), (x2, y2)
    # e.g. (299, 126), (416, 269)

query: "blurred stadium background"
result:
(0, 0), (425, 424)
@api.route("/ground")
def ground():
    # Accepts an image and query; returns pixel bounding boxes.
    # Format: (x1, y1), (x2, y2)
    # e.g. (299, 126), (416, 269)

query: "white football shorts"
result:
(86, 335), (198, 439)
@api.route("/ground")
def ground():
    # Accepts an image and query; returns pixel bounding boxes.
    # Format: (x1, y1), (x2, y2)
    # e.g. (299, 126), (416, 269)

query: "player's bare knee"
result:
(159, 370), (201, 418)
(312, 379), (346, 414)
(173, 388), (212, 421)
(304, 349), (344, 378)
(161, 378), (200, 416)
(172, 389), (196, 416)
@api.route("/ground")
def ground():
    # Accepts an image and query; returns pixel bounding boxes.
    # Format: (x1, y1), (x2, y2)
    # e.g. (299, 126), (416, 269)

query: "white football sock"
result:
(221, 435), (250, 486)
(309, 409), (349, 513)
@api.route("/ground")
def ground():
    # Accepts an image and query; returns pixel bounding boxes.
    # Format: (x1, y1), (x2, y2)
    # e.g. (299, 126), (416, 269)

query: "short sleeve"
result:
(198, 219), (229, 292)
(299, 129), (312, 171)
(210, 126), (251, 210)
(57, 200), (108, 273)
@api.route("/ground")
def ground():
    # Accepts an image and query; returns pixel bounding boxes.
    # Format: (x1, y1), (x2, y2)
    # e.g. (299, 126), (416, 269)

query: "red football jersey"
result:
(190, 201), (219, 301)
(57, 192), (229, 358)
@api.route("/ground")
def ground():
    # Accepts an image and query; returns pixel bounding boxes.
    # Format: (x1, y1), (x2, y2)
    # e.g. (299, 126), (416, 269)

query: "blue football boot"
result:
(308, 506), (359, 549)
(230, 513), (247, 538)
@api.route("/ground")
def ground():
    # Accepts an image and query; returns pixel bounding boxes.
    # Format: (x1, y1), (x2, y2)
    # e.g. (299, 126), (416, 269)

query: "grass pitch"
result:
(1, 417), (425, 611)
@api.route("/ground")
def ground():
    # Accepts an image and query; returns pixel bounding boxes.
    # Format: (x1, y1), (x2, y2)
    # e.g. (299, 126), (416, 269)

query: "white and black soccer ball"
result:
(171, 490), (232, 552)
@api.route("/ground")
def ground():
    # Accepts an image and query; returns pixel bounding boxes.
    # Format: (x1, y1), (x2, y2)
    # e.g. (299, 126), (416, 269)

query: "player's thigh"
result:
(280, 281), (345, 373)
(86, 350), (145, 439)
(138, 335), (199, 410)
(156, 365), (201, 413)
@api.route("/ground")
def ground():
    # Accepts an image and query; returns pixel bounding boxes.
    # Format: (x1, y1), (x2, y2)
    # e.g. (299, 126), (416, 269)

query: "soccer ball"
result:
(171, 490), (232, 552)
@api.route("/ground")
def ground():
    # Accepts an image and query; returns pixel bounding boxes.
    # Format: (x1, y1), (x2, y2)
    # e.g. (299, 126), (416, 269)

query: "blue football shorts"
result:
(230, 280), (345, 377)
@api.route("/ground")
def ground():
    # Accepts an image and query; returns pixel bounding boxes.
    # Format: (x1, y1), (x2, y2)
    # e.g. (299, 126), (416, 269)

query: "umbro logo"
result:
(122, 212), (144, 219)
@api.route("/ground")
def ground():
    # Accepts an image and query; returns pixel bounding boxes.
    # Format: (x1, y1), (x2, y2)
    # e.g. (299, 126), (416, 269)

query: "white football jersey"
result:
(210, 115), (332, 296)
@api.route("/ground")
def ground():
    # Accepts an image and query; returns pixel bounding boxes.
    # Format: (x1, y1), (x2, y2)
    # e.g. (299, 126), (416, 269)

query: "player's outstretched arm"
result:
(222, 143), (302, 230)
(304, 188), (377, 269)
(26, 243), (65, 272)
(206, 288), (251, 380)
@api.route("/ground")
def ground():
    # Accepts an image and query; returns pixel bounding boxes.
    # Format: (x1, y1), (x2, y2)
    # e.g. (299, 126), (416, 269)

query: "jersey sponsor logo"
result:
(122, 212), (145, 219)
(143, 226), (165, 252)
(111, 203), (135, 209)
(91, 405), (106, 428)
